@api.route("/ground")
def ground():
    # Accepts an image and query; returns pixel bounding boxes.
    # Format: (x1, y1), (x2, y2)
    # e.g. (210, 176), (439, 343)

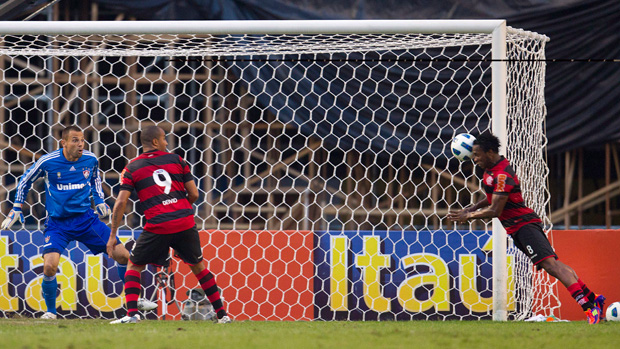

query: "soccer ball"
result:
(451, 133), (476, 161)
(606, 301), (620, 321)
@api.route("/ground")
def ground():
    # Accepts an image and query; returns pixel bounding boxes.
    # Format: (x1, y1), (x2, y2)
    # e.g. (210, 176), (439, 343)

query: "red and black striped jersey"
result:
(482, 156), (542, 234)
(120, 150), (195, 234)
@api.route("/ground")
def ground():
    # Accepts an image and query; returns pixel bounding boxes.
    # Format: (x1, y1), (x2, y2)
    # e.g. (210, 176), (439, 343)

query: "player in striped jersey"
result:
(1, 126), (156, 319)
(108, 125), (230, 324)
(447, 133), (605, 324)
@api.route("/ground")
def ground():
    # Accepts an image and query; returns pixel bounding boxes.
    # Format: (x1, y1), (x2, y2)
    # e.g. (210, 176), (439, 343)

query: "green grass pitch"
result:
(1, 318), (618, 348)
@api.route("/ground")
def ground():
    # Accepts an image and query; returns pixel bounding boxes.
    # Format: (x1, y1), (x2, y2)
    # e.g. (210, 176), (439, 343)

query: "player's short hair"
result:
(61, 125), (82, 140)
(140, 125), (163, 147)
(473, 133), (500, 153)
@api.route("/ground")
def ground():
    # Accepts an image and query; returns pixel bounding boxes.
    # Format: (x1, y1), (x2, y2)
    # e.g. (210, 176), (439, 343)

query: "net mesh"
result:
(0, 26), (557, 320)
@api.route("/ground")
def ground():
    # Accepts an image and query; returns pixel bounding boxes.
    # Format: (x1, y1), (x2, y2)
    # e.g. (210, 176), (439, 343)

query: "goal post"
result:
(491, 22), (509, 322)
(0, 20), (555, 321)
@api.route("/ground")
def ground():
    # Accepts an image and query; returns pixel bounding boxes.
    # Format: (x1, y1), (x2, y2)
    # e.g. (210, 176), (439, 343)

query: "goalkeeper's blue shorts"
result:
(42, 210), (120, 255)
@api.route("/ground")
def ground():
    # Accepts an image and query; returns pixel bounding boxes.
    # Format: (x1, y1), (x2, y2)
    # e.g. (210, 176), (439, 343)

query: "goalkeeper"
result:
(1, 126), (156, 319)
(447, 132), (605, 324)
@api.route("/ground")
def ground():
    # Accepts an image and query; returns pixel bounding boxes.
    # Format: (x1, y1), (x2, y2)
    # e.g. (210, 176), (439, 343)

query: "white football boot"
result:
(217, 315), (232, 324)
(110, 314), (141, 324)
(137, 298), (158, 311)
(40, 312), (57, 320)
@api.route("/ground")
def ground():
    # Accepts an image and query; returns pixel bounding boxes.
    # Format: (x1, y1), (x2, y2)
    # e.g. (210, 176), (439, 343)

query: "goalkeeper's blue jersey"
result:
(14, 149), (105, 219)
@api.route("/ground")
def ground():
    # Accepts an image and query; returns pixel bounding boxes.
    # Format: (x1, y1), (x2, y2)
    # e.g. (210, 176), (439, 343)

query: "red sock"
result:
(577, 279), (596, 304)
(568, 282), (593, 311)
(124, 269), (141, 317)
(196, 268), (227, 319)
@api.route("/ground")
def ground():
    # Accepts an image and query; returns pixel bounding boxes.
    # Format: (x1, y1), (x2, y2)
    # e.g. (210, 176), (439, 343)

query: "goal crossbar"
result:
(0, 19), (547, 37)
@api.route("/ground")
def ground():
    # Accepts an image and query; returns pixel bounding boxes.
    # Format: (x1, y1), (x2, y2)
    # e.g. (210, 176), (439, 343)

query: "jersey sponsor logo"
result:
(57, 183), (86, 190)
(162, 198), (178, 206)
(496, 174), (507, 192)
(83, 169), (90, 178)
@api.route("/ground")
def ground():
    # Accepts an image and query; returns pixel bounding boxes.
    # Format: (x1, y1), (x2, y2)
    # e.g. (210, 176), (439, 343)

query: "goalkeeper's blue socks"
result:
(41, 275), (57, 314)
(117, 263), (127, 284)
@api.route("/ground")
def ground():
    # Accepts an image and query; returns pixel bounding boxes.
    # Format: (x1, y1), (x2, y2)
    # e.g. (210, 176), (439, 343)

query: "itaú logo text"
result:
(57, 183), (86, 190)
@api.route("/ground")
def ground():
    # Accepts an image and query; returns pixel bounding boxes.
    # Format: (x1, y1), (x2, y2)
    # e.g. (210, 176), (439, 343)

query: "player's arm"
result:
(464, 199), (490, 213)
(184, 180), (199, 205)
(1, 159), (45, 230)
(446, 198), (488, 222)
(447, 194), (508, 223)
(180, 156), (198, 204)
(106, 189), (131, 256)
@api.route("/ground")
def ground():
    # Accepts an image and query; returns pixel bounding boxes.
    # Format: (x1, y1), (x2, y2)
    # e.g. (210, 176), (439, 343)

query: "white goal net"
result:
(0, 20), (557, 321)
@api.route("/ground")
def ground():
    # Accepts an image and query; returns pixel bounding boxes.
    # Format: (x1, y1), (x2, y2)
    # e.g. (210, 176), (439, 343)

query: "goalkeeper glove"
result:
(95, 203), (111, 218)
(1, 206), (24, 230)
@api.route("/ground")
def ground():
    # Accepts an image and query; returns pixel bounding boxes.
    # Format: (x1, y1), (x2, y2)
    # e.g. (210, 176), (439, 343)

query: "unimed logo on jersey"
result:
(57, 183), (86, 190)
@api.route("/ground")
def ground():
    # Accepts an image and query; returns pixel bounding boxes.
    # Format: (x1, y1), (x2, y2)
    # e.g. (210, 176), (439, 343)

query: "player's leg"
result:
(537, 258), (602, 323)
(537, 259), (604, 316)
(125, 262), (147, 316)
(110, 260), (146, 324)
(40, 221), (71, 319)
(82, 212), (129, 281)
(109, 243), (129, 282)
(83, 215), (157, 311)
(171, 226), (230, 323)
(513, 223), (602, 324)
(188, 262), (230, 324)
(111, 230), (171, 324)
(41, 252), (60, 319)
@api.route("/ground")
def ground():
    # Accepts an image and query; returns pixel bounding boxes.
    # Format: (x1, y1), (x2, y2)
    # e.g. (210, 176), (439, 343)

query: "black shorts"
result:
(511, 223), (557, 268)
(129, 226), (203, 267)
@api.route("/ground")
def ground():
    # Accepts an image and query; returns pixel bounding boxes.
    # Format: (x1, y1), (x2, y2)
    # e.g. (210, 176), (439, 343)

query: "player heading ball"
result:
(446, 132), (605, 324)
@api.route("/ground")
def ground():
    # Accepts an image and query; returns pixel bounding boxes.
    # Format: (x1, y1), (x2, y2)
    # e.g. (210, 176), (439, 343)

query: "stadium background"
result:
(0, 0), (619, 321)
